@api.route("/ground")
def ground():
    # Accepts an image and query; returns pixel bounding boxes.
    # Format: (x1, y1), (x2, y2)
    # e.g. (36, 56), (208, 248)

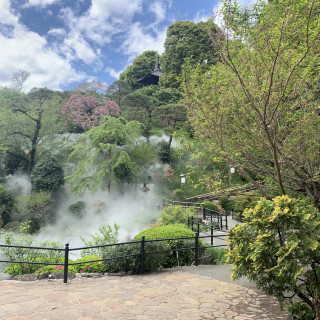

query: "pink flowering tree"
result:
(62, 94), (120, 131)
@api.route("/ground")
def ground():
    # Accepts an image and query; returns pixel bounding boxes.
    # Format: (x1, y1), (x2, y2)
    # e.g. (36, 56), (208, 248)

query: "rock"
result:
(106, 271), (126, 276)
(77, 272), (103, 278)
(38, 272), (50, 280)
(13, 274), (39, 281)
(0, 273), (13, 280)
(49, 272), (75, 280)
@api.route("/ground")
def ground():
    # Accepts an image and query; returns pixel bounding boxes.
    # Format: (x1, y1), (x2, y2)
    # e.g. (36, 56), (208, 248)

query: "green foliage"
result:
(288, 302), (315, 320)
(232, 194), (260, 213)
(103, 241), (169, 273)
(2, 221), (21, 232)
(69, 255), (108, 274)
(134, 225), (200, 267)
(67, 117), (143, 193)
(160, 20), (219, 88)
(157, 205), (197, 226)
(30, 157), (64, 193)
(0, 185), (16, 227)
(218, 196), (234, 213)
(201, 201), (218, 211)
(120, 50), (159, 90)
(80, 223), (120, 257)
(228, 195), (320, 317)
(68, 201), (87, 218)
(17, 192), (52, 232)
(183, 0), (320, 209)
(112, 151), (138, 183)
(203, 247), (228, 265)
(157, 140), (172, 164)
(174, 189), (184, 201)
(0, 227), (63, 276)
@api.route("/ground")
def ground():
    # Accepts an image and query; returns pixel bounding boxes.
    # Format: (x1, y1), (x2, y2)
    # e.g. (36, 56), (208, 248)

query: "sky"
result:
(0, 0), (256, 92)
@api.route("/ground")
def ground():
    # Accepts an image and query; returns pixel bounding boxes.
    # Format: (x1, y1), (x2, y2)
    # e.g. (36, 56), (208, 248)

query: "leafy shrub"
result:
(0, 229), (64, 276)
(80, 223), (119, 257)
(218, 196), (234, 213)
(68, 201), (87, 218)
(69, 255), (108, 274)
(134, 225), (201, 267)
(2, 221), (21, 232)
(201, 201), (218, 211)
(30, 157), (64, 192)
(0, 185), (16, 227)
(203, 247), (228, 265)
(232, 194), (260, 214)
(288, 302), (315, 320)
(157, 141), (171, 163)
(17, 192), (52, 232)
(174, 189), (184, 201)
(103, 241), (169, 273)
(157, 205), (197, 226)
(228, 196), (320, 318)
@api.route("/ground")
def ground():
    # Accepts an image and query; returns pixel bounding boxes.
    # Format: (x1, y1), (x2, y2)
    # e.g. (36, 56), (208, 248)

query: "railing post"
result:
(197, 218), (200, 234)
(203, 207), (205, 221)
(139, 236), (145, 274)
(191, 217), (194, 232)
(220, 214), (223, 230)
(63, 243), (69, 284)
(195, 232), (199, 266)
(211, 225), (213, 246)
(188, 217), (190, 228)
(225, 213), (228, 230)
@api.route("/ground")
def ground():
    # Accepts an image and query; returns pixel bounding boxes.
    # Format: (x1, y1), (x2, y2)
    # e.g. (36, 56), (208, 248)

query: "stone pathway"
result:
(0, 269), (287, 320)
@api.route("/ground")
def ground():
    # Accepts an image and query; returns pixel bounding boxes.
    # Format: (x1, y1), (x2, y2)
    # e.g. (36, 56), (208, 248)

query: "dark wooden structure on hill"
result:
(137, 57), (163, 86)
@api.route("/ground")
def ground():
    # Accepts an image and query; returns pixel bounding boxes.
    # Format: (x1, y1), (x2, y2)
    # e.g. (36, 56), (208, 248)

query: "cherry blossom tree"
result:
(62, 94), (120, 131)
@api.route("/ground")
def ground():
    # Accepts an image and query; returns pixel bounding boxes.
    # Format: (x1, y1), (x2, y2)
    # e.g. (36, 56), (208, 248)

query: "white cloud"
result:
(23, 0), (60, 8)
(193, 10), (211, 23)
(105, 67), (122, 80)
(47, 28), (66, 37)
(121, 22), (167, 59)
(0, 0), (19, 26)
(149, 1), (166, 24)
(0, 25), (85, 91)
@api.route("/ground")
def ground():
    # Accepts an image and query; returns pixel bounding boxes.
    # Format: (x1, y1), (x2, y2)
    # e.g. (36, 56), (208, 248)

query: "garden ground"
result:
(0, 267), (287, 320)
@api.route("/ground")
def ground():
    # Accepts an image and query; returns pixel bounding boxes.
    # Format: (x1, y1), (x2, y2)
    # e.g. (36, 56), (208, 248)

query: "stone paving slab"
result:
(0, 269), (287, 320)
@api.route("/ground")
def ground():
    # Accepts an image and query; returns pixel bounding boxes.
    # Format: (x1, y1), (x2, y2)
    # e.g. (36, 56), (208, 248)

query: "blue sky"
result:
(0, 0), (256, 92)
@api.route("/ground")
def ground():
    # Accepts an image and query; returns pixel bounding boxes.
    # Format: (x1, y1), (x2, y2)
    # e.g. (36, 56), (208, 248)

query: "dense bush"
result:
(68, 201), (87, 218)
(157, 141), (172, 163)
(218, 196), (234, 214)
(228, 196), (320, 318)
(201, 201), (218, 211)
(30, 157), (64, 192)
(157, 205), (197, 226)
(202, 247), (228, 265)
(232, 194), (260, 213)
(0, 185), (16, 227)
(103, 241), (169, 273)
(134, 225), (201, 267)
(288, 302), (315, 320)
(0, 228), (63, 276)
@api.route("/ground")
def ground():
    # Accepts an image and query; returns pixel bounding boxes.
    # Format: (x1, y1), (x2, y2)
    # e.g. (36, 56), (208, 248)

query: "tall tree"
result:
(0, 88), (64, 175)
(152, 103), (187, 148)
(183, 0), (320, 208)
(160, 20), (219, 88)
(120, 51), (159, 90)
(106, 80), (132, 107)
(67, 116), (142, 193)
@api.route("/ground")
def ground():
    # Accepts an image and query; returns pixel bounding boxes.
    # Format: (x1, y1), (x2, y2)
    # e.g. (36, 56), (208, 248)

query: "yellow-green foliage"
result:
(157, 205), (197, 226)
(228, 195), (319, 318)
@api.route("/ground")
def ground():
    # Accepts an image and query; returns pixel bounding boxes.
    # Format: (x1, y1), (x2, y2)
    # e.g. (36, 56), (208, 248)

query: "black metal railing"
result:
(0, 231), (228, 284)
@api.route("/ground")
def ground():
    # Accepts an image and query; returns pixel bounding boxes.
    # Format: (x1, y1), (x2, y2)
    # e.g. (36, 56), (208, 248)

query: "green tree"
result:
(120, 50), (159, 90)
(67, 116), (142, 193)
(0, 185), (16, 228)
(160, 20), (219, 88)
(152, 103), (187, 148)
(106, 80), (132, 107)
(183, 0), (320, 209)
(0, 87), (64, 175)
(30, 157), (64, 193)
(228, 196), (320, 319)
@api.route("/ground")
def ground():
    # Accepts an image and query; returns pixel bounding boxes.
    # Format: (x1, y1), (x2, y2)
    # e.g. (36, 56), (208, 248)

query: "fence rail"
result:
(0, 230), (228, 284)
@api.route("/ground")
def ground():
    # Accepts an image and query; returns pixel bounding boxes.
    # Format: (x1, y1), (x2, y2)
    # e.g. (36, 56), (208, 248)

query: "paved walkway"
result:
(0, 269), (287, 320)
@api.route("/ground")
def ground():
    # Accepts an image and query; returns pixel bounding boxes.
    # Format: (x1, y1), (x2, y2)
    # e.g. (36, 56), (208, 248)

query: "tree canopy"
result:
(183, 0), (320, 209)
(160, 20), (219, 88)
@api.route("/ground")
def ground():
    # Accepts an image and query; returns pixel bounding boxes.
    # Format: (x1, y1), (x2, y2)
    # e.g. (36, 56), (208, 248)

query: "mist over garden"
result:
(0, 0), (320, 319)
